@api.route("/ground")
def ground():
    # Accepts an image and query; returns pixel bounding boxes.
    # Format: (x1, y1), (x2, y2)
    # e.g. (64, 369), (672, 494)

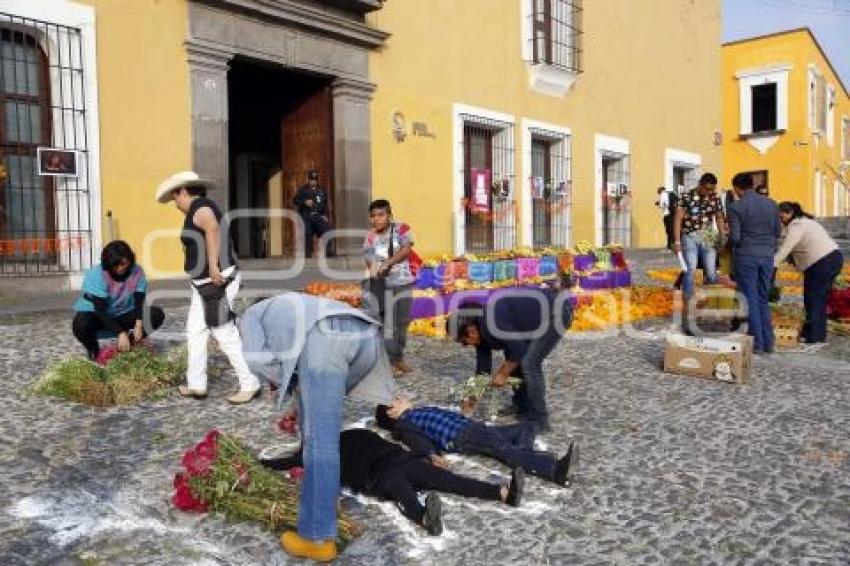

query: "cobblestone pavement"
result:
(1, 300), (849, 565)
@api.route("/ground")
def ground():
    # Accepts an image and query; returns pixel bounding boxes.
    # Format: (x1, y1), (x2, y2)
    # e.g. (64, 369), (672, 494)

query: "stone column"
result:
(331, 77), (376, 255)
(186, 40), (233, 208)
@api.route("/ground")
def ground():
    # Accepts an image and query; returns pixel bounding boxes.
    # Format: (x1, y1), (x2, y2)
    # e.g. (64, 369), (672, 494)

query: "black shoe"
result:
(421, 493), (443, 536)
(554, 442), (579, 486)
(506, 467), (524, 507)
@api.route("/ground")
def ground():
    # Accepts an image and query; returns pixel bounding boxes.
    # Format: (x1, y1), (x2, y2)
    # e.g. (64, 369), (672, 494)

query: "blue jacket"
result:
(727, 191), (781, 258)
(240, 292), (394, 408)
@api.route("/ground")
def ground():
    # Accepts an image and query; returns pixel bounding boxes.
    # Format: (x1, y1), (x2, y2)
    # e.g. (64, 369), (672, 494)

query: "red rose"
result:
(172, 472), (207, 512)
(182, 447), (214, 477)
(289, 467), (304, 480)
(95, 344), (120, 366)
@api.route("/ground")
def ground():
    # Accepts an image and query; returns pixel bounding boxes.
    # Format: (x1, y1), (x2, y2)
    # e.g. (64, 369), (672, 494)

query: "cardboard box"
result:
(663, 333), (754, 384)
(774, 323), (800, 349)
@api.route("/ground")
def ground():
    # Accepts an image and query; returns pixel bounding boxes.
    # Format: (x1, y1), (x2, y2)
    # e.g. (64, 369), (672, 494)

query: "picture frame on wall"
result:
(37, 148), (79, 178)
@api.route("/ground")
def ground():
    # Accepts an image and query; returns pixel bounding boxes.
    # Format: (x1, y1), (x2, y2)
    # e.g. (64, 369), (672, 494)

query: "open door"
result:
(281, 86), (334, 256)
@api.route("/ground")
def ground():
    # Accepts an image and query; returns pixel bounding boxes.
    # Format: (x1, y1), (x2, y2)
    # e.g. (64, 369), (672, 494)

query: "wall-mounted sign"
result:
(392, 112), (407, 142)
(470, 168), (491, 212)
(391, 111), (436, 142)
(37, 147), (78, 177)
(411, 121), (436, 138)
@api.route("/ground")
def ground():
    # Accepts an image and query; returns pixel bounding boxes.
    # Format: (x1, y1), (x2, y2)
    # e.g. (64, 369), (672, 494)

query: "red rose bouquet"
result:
(172, 430), (361, 542)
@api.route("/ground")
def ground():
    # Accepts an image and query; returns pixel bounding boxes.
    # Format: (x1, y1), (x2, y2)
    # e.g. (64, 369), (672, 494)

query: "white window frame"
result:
(452, 103), (516, 256)
(826, 84), (836, 147)
(664, 148), (702, 196)
(834, 179), (846, 217)
(521, 119), (572, 247)
(809, 64), (828, 135)
(735, 64), (790, 155)
(594, 134), (630, 247)
(843, 115), (850, 162)
(519, 0), (580, 97)
(2, 0), (102, 284)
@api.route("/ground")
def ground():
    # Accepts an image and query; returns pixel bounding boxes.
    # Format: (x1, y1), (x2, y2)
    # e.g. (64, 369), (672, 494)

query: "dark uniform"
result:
(292, 173), (332, 257)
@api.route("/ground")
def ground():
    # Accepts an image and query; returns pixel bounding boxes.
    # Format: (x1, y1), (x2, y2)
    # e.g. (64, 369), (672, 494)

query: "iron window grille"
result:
(600, 151), (630, 247)
(460, 114), (516, 254)
(529, 0), (582, 73)
(0, 12), (93, 275)
(529, 127), (571, 249)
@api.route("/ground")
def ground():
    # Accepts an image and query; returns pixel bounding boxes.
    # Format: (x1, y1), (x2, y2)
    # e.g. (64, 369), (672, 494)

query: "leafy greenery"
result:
(35, 346), (187, 406)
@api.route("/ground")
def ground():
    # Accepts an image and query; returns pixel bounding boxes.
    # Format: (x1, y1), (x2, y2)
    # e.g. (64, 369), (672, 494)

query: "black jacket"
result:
(263, 429), (417, 493)
(293, 184), (329, 217)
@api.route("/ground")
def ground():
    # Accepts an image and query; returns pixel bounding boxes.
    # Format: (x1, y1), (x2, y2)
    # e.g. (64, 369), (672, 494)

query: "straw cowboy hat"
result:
(155, 171), (213, 203)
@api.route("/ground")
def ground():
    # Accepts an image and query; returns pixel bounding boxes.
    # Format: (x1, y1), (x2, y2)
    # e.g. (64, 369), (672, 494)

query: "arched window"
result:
(0, 26), (53, 262)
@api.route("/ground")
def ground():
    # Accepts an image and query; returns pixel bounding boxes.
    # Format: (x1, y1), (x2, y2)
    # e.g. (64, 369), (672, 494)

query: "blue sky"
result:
(724, 0), (850, 88)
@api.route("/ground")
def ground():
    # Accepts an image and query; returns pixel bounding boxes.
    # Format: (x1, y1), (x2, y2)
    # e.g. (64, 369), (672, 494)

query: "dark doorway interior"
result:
(228, 58), (332, 258)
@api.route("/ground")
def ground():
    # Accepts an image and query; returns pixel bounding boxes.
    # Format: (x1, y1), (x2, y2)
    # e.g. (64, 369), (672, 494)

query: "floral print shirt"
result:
(678, 189), (722, 236)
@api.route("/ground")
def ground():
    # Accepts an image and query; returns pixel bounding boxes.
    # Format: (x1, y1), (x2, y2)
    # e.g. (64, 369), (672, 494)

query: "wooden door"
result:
(281, 86), (333, 256)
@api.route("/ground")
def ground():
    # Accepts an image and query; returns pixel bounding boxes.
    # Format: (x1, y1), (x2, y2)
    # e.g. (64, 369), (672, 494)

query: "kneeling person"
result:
(72, 240), (164, 359)
(375, 399), (578, 486)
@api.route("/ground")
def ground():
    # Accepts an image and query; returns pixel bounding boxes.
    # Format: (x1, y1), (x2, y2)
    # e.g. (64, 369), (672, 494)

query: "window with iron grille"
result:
(530, 0), (582, 73)
(461, 114), (516, 254)
(600, 152), (630, 247)
(529, 127), (570, 248)
(809, 68), (827, 134)
(0, 13), (92, 275)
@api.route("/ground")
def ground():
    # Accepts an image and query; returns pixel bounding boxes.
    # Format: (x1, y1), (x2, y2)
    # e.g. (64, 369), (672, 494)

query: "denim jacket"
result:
(240, 292), (394, 408)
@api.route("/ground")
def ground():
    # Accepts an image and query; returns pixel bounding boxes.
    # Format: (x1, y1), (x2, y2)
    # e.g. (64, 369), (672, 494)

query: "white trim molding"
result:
(452, 103), (516, 256)
(664, 148), (702, 193)
(520, 118), (572, 247)
(594, 134), (630, 246)
(1, 0), (102, 283)
(735, 63), (791, 155)
(518, 0), (578, 97)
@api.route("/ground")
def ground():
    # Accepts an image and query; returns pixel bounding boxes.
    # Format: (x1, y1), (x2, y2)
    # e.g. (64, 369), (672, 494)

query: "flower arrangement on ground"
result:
(35, 345), (186, 406)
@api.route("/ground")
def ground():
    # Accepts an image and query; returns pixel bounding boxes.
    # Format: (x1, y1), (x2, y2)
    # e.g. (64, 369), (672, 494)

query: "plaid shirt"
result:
(401, 407), (471, 451)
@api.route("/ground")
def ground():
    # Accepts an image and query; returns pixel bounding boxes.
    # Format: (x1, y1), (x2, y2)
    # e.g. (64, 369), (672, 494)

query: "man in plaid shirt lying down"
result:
(375, 398), (578, 486)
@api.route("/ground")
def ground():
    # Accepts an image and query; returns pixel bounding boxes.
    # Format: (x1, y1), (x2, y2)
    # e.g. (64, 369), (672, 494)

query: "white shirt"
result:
(658, 191), (671, 216)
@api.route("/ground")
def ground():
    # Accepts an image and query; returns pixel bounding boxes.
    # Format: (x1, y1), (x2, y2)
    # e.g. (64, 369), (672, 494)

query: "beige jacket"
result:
(774, 217), (838, 271)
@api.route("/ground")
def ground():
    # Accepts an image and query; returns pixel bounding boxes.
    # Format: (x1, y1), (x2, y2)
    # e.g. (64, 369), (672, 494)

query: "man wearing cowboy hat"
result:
(156, 171), (261, 404)
(292, 170), (334, 258)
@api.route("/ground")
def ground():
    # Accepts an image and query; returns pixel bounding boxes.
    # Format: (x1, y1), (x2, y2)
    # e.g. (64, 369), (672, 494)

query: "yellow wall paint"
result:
(79, 0), (192, 276)
(722, 29), (850, 216)
(368, 0), (722, 255)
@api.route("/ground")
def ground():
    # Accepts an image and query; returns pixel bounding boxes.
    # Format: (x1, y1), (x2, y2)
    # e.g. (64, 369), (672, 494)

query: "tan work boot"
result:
(226, 387), (261, 405)
(177, 385), (207, 399)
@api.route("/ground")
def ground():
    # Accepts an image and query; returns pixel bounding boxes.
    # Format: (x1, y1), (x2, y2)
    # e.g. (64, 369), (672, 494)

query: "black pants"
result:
(303, 214), (332, 258)
(372, 456), (502, 524)
(72, 306), (165, 358)
(802, 249), (844, 343)
(663, 214), (675, 248)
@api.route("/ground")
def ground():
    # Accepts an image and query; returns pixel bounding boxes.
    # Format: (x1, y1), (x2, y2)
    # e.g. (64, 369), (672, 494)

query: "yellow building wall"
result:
(367, 0), (722, 256)
(79, 0), (192, 276)
(722, 29), (850, 216)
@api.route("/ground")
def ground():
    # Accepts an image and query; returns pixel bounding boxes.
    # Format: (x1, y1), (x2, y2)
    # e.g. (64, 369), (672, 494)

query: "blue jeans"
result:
(295, 316), (380, 541)
(682, 233), (718, 298)
(802, 249), (844, 342)
(734, 255), (775, 351)
(514, 302), (572, 429)
(454, 421), (558, 480)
